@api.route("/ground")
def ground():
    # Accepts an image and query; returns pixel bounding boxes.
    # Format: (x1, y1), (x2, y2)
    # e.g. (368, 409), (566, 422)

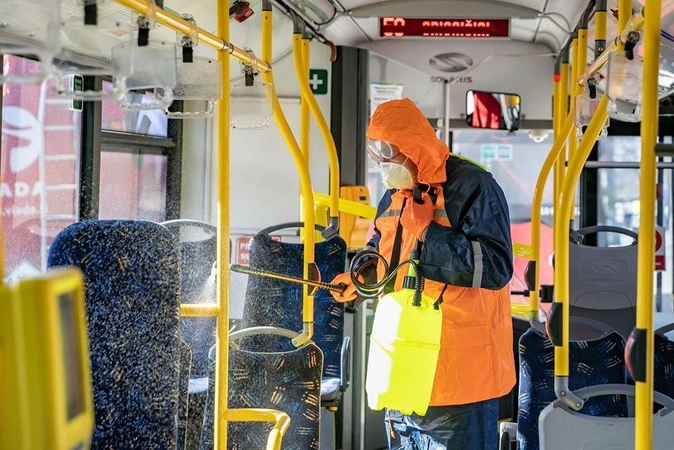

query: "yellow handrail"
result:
(313, 192), (376, 219)
(108, 1), (291, 447)
(554, 51), (569, 246)
(180, 303), (219, 317)
(225, 409), (291, 450)
(553, 94), (609, 408)
(214, 1), (231, 446)
(552, 0), (641, 411)
(512, 243), (533, 259)
(567, 33), (580, 164)
(112, 0), (270, 72)
(635, 0), (660, 447)
(578, 9), (645, 86)
(262, 3), (315, 344)
(528, 111), (575, 318)
(292, 33), (340, 233)
(528, 3), (642, 321)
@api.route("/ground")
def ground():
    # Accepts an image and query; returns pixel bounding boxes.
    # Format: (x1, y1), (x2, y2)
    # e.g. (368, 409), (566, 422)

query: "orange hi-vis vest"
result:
(366, 98), (515, 406)
(374, 189), (515, 406)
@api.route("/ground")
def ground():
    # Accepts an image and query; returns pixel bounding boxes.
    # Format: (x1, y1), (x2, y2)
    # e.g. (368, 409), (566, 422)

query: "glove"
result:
(330, 272), (358, 303)
(400, 192), (434, 241)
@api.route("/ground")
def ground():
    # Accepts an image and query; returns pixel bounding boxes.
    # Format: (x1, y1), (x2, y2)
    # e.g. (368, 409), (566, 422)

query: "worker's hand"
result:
(400, 193), (435, 241)
(330, 272), (358, 303)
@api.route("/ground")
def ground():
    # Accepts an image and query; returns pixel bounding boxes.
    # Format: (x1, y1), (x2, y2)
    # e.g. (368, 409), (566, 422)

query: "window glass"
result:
(101, 81), (168, 137)
(597, 136), (673, 311)
(98, 149), (167, 221)
(452, 129), (556, 289)
(2, 55), (81, 280)
(597, 135), (640, 162)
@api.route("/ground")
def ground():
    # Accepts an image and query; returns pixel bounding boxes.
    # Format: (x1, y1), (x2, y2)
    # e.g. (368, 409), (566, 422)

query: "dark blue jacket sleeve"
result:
(419, 166), (513, 289)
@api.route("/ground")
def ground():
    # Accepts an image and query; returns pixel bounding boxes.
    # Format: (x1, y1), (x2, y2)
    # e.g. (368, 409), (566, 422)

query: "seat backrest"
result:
(200, 338), (323, 450)
(568, 226), (638, 338)
(517, 328), (628, 450)
(48, 220), (182, 449)
(240, 223), (347, 379)
(162, 219), (218, 378)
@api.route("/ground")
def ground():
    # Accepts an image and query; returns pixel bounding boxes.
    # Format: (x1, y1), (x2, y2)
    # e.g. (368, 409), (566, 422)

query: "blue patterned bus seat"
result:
(48, 220), (182, 449)
(241, 231), (347, 401)
(200, 342), (323, 450)
(517, 328), (628, 450)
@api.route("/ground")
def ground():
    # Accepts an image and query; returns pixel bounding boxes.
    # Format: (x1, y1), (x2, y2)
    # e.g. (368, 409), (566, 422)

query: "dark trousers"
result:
(384, 399), (498, 450)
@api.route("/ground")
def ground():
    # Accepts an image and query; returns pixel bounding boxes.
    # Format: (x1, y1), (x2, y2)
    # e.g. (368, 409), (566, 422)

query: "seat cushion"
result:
(320, 377), (342, 403)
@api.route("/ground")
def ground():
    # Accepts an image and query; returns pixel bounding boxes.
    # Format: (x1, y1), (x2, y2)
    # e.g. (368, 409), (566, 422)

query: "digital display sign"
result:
(380, 17), (510, 38)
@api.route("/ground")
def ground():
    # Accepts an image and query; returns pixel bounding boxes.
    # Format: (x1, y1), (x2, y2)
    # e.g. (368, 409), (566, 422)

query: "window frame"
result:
(79, 76), (183, 221)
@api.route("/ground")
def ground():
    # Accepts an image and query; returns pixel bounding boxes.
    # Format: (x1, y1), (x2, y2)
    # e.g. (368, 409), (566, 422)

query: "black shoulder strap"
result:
(384, 197), (407, 294)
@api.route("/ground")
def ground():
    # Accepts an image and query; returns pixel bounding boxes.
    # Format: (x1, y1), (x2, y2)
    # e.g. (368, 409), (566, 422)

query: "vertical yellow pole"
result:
(262, 3), (315, 339)
(299, 31), (311, 237)
(618, 0), (632, 31)
(554, 44), (569, 282)
(300, 38), (310, 163)
(553, 67), (561, 140)
(215, 0), (230, 447)
(635, 0), (660, 447)
(567, 33), (579, 169)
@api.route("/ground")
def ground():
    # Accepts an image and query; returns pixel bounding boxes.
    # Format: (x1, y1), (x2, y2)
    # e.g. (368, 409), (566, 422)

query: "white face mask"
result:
(380, 159), (414, 190)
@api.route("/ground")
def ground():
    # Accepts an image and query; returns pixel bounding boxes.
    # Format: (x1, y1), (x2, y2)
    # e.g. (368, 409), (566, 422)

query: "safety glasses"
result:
(366, 138), (399, 163)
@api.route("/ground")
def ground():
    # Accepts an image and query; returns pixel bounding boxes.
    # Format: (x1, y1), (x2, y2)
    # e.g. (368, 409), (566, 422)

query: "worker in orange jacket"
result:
(332, 98), (516, 449)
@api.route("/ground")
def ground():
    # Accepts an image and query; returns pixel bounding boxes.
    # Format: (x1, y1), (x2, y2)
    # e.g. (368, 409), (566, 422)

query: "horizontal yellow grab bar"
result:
(313, 192), (376, 219)
(180, 304), (219, 317)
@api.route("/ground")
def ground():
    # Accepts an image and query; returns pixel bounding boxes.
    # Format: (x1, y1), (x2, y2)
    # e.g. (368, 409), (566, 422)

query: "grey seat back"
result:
(568, 226), (638, 338)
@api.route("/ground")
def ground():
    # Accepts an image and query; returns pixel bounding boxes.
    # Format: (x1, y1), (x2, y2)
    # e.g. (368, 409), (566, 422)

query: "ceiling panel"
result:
(320, 0), (595, 52)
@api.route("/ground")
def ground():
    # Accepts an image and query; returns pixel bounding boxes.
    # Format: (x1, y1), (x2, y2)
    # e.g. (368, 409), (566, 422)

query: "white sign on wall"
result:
(370, 82), (404, 116)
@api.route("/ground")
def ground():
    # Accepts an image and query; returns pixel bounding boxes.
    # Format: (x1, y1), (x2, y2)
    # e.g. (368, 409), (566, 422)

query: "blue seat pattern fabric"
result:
(653, 333), (674, 402)
(517, 329), (628, 450)
(241, 233), (347, 381)
(200, 342), (323, 450)
(47, 220), (182, 450)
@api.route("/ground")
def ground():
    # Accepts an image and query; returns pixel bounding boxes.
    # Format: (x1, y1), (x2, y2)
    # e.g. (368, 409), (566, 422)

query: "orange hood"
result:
(366, 98), (449, 185)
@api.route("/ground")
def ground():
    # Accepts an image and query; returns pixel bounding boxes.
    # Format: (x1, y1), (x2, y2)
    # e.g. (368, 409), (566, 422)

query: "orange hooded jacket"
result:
(366, 98), (516, 406)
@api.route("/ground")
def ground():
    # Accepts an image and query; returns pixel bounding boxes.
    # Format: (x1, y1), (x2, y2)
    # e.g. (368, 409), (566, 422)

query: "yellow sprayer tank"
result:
(366, 287), (443, 416)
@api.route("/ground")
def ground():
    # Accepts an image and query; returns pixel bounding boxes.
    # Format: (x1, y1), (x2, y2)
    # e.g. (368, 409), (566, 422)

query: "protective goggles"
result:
(366, 139), (399, 163)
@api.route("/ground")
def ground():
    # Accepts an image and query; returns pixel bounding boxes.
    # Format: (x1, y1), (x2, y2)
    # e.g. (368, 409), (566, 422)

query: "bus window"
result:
(1, 55), (81, 279)
(98, 150), (168, 222)
(597, 135), (673, 311)
(101, 81), (168, 137)
(452, 129), (555, 288)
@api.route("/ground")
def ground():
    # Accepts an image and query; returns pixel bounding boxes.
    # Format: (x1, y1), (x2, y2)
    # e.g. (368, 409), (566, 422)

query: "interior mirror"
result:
(465, 90), (521, 131)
